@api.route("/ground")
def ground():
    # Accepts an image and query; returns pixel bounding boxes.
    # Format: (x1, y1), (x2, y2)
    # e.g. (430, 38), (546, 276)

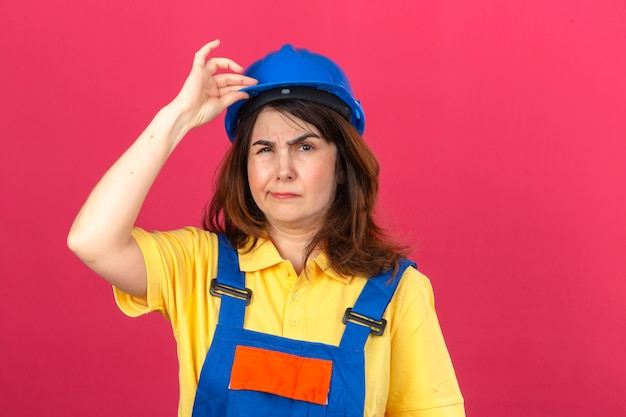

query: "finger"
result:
(193, 39), (221, 66)
(204, 57), (246, 75)
(214, 73), (258, 88)
(218, 85), (252, 96)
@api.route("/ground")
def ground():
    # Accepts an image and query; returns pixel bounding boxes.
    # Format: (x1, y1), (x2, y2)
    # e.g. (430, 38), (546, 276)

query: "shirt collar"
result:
(311, 252), (353, 284)
(237, 237), (354, 284)
(237, 237), (284, 271)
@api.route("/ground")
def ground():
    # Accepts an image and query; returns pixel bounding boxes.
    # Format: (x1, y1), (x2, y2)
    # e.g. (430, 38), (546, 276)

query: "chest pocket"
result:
(230, 345), (333, 405)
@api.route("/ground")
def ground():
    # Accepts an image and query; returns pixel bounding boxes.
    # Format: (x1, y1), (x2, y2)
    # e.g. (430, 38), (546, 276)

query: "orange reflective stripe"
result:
(230, 345), (333, 405)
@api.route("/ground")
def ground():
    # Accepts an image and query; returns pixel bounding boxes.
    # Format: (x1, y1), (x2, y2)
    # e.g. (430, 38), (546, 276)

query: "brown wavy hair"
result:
(203, 100), (409, 278)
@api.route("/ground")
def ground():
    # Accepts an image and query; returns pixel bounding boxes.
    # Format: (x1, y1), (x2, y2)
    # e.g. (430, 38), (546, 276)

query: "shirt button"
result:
(290, 318), (299, 326)
(292, 292), (301, 301)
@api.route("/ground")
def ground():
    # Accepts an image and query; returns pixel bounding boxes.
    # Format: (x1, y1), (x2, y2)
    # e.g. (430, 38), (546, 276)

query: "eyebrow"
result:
(251, 132), (320, 147)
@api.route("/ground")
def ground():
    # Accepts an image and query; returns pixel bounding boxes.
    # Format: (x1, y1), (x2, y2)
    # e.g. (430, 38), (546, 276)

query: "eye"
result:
(298, 143), (314, 151)
(255, 146), (273, 154)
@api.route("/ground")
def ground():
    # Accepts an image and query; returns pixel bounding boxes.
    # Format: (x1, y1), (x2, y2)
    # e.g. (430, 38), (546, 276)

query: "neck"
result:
(267, 225), (321, 275)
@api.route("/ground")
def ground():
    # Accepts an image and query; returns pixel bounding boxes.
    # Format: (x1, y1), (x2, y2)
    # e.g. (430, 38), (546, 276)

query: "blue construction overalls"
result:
(192, 235), (416, 417)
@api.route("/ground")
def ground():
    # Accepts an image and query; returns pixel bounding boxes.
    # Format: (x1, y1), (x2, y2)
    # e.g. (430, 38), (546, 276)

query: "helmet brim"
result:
(225, 82), (365, 142)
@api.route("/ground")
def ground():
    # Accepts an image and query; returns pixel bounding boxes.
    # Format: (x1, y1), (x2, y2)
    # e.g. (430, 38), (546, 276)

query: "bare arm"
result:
(67, 40), (257, 297)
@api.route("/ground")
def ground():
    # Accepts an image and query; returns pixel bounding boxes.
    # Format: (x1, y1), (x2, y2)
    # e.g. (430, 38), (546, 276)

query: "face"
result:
(247, 107), (337, 233)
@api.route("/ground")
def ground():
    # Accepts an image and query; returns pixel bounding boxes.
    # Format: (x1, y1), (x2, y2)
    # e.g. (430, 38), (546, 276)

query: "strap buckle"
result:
(210, 279), (252, 305)
(342, 308), (387, 336)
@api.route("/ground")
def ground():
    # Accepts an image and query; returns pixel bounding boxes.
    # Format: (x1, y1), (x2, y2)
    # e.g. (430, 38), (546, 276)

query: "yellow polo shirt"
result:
(114, 227), (464, 417)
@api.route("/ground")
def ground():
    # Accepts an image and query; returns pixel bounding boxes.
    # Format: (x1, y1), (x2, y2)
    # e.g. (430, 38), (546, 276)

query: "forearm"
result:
(67, 104), (190, 268)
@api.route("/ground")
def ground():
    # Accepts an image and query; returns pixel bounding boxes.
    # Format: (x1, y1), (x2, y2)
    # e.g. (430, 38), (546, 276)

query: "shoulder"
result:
(398, 263), (434, 300)
(387, 264), (437, 326)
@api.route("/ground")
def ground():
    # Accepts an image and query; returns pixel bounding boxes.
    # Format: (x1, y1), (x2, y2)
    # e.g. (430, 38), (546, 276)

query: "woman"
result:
(68, 40), (465, 417)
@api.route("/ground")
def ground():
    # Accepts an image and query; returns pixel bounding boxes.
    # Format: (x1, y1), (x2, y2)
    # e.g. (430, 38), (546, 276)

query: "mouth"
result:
(270, 192), (299, 199)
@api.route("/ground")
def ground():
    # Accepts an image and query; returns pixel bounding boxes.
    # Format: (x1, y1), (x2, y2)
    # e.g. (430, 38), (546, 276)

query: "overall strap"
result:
(339, 259), (417, 350)
(210, 234), (250, 328)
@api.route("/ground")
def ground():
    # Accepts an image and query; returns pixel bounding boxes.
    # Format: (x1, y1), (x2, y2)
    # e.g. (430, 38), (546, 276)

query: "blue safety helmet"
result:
(224, 44), (365, 142)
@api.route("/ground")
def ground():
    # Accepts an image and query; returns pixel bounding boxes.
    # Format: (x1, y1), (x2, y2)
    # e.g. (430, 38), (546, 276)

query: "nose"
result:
(276, 150), (295, 181)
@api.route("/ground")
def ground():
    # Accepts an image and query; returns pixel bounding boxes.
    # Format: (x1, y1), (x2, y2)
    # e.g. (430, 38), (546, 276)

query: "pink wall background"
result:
(2, 0), (625, 415)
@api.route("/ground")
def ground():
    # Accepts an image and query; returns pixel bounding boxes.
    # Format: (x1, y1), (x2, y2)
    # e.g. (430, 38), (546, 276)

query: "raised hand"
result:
(170, 39), (258, 131)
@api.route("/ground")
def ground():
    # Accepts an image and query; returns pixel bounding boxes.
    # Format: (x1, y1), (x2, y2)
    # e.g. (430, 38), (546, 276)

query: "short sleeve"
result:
(386, 268), (465, 416)
(113, 227), (219, 323)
